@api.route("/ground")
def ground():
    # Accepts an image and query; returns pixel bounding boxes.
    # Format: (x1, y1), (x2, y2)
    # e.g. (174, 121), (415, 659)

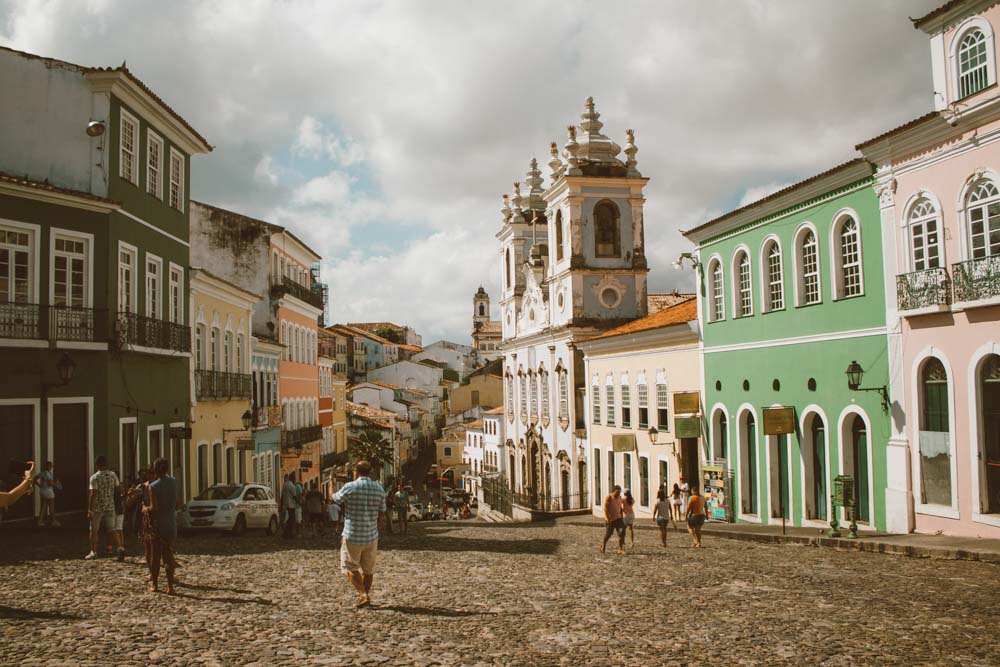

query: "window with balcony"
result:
(0, 225), (32, 306)
(910, 199), (941, 270)
(118, 244), (136, 314)
(210, 328), (219, 370)
(52, 233), (89, 318)
(968, 181), (1000, 259)
(169, 266), (183, 324)
(145, 255), (161, 319)
(224, 331), (233, 372)
(236, 333), (245, 373)
(195, 324), (204, 369)
(119, 111), (138, 185)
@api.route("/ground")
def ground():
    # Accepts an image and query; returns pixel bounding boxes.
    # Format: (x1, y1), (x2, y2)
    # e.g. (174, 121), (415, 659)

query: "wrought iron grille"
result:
(282, 424), (323, 450)
(116, 312), (191, 353)
(195, 370), (252, 400)
(0, 302), (40, 339)
(49, 305), (109, 342)
(896, 267), (952, 311)
(952, 256), (1000, 303)
(270, 276), (325, 309)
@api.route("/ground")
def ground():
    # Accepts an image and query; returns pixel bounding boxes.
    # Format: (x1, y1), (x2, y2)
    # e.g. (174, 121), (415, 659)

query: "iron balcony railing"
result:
(512, 491), (589, 512)
(117, 312), (191, 353)
(270, 276), (325, 310)
(195, 370), (253, 400)
(896, 267), (952, 311)
(0, 303), (110, 342)
(281, 424), (323, 450)
(321, 450), (349, 471)
(952, 256), (1000, 303)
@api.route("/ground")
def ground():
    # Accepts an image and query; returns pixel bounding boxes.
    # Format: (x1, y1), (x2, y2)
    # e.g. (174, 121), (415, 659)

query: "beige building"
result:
(578, 299), (702, 519)
(189, 268), (261, 498)
(436, 429), (467, 489)
(449, 372), (503, 415)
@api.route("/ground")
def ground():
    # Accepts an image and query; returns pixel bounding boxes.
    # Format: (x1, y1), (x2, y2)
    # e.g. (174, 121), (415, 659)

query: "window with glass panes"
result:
(120, 113), (137, 184)
(959, 29), (989, 98)
(210, 328), (219, 370)
(146, 257), (161, 318)
(236, 334), (245, 373)
(605, 384), (615, 426)
(621, 384), (631, 427)
(737, 252), (752, 316)
(839, 218), (862, 297)
(800, 231), (820, 304)
(146, 133), (162, 198)
(967, 181), (1000, 258)
(638, 384), (649, 428)
(559, 371), (569, 421)
(541, 372), (550, 419)
(52, 236), (86, 307)
(506, 376), (514, 414)
(169, 267), (182, 323)
(224, 332), (233, 371)
(656, 384), (668, 428)
(530, 373), (538, 419)
(766, 242), (783, 310)
(710, 261), (724, 321)
(169, 150), (184, 211)
(118, 246), (135, 313)
(909, 199), (941, 270)
(0, 227), (31, 304)
(919, 357), (952, 506)
(520, 374), (527, 417)
(194, 325), (204, 369)
(592, 385), (600, 424)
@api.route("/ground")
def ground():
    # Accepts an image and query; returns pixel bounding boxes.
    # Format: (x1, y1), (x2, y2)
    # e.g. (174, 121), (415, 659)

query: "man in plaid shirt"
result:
(333, 460), (386, 607)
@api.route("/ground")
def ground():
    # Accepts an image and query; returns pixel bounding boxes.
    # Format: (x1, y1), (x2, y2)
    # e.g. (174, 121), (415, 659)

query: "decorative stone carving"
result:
(548, 141), (563, 176)
(624, 128), (641, 177)
(592, 274), (626, 309)
(574, 97), (622, 164)
(563, 126), (582, 176)
(510, 182), (525, 224)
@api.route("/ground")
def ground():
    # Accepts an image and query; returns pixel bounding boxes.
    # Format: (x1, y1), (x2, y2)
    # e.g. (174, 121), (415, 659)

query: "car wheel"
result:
(233, 513), (247, 536)
(266, 515), (278, 536)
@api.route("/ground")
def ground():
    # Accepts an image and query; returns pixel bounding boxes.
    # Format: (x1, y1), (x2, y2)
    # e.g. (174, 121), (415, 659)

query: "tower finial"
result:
(501, 194), (511, 224)
(563, 126), (582, 176)
(511, 182), (525, 223)
(525, 158), (545, 211)
(624, 129), (640, 177)
(548, 141), (563, 176)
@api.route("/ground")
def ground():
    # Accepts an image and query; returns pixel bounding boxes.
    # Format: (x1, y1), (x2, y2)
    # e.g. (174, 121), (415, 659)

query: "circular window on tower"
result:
(599, 286), (623, 309)
(557, 290), (566, 312)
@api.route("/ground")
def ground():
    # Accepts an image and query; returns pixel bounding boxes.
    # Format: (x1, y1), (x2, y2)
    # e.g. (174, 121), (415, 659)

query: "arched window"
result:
(558, 370), (569, 422)
(739, 411), (757, 514)
(834, 216), (863, 299)
(478, 303), (485, 317)
(593, 200), (621, 258)
(959, 28), (989, 98)
(909, 198), (941, 270)
(519, 373), (527, 418)
(763, 240), (784, 311)
(540, 371), (550, 420)
(505, 249), (511, 289)
(803, 413), (827, 521)
(979, 354), (1000, 514)
(734, 250), (753, 317)
(919, 357), (952, 507)
(967, 180), (1000, 259)
(707, 259), (724, 322)
(797, 228), (821, 305)
(555, 210), (564, 262)
(529, 373), (538, 419)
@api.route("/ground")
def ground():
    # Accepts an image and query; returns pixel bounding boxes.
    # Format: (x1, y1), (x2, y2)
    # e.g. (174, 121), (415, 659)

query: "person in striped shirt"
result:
(333, 460), (386, 607)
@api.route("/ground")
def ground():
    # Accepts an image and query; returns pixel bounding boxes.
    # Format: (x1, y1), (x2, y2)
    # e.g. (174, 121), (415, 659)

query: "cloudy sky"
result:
(1, 0), (942, 342)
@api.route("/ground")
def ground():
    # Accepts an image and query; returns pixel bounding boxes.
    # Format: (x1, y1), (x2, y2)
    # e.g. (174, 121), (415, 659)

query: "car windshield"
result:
(195, 485), (242, 501)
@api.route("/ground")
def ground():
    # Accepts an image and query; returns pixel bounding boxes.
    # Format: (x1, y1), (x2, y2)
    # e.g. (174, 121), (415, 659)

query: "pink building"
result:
(860, 0), (1000, 538)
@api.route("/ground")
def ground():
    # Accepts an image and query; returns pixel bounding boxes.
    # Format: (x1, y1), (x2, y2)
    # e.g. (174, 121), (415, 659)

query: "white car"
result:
(407, 502), (424, 521)
(180, 484), (279, 536)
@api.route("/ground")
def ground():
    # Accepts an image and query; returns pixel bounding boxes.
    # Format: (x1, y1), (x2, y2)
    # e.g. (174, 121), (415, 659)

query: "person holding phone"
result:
(0, 460), (35, 509)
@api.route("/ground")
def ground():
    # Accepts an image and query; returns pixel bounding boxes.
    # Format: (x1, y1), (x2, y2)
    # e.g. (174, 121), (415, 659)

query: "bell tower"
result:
(473, 286), (490, 324)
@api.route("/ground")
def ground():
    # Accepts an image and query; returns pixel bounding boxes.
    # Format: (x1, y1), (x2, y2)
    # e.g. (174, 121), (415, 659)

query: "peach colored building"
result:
(860, 0), (1000, 537)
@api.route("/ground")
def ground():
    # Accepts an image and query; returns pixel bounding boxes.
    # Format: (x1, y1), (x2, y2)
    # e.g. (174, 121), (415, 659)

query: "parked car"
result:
(407, 502), (424, 521)
(179, 484), (279, 536)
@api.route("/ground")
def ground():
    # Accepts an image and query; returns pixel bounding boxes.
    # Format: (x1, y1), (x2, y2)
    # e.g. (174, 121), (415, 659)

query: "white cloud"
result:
(737, 181), (797, 209)
(0, 0), (945, 340)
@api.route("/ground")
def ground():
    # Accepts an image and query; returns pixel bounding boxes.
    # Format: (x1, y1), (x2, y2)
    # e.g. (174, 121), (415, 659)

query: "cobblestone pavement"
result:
(2, 518), (999, 666)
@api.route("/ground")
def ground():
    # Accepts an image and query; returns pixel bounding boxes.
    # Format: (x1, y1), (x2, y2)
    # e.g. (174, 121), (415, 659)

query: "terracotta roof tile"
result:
(854, 111), (942, 150)
(397, 343), (423, 352)
(484, 406), (505, 415)
(912, 0), (965, 29)
(648, 292), (695, 313)
(587, 298), (697, 341)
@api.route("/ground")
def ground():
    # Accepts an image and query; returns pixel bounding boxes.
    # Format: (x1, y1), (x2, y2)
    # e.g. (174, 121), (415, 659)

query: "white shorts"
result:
(623, 513), (635, 526)
(340, 538), (378, 575)
(114, 514), (124, 531)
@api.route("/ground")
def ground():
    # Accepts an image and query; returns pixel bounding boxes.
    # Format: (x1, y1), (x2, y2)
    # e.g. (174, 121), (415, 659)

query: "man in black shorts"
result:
(600, 485), (626, 555)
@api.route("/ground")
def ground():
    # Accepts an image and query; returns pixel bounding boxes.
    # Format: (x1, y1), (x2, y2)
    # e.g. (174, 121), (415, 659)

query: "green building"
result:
(682, 159), (893, 531)
(0, 47), (211, 520)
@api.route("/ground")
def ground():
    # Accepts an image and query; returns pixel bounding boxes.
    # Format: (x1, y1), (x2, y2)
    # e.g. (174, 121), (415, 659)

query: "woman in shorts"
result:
(622, 489), (637, 548)
(670, 483), (683, 524)
(652, 488), (672, 547)
(685, 486), (707, 548)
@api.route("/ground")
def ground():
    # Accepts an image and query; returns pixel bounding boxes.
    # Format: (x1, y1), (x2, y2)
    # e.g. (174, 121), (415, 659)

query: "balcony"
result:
(321, 450), (349, 471)
(896, 267), (951, 314)
(116, 312), (191, 353)
(195, 370), (252, 400)
(281, 424), (323, 450)
(270, 276), (325, 310)
(952, 256), (1000, 307)
(0, 303), (110, 342)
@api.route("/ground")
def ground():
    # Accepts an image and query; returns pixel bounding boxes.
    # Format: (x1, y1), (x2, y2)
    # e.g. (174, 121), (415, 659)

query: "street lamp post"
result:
(844, 360), (889, 412)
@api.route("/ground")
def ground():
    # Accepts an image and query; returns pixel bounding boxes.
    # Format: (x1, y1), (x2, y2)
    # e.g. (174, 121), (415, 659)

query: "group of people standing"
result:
(278, 473), (411, 541)
(601, 475), (706, 554)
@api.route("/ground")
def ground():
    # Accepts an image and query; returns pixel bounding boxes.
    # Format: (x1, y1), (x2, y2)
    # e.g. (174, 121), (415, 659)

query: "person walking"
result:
(34, 461), (60, 527)
(327, 495), (342, 535)
(394, 484), (410, 534)
(679, 476), (691, 519)
(281, 474), (298, 539)
(86, 456), (123, 561)
(670, 483), (683, 525)
(600, 485), (626, 556)
(333, 461), (386, 608)
(146, 458), (178, 594)
(652, 488), (672, 547)
(293, 476), (304, 536)
(305, 482), (325, 536)
(384, 489), (395, 535)
(685, 485), (707, 548)
(622, 489), (637, 547)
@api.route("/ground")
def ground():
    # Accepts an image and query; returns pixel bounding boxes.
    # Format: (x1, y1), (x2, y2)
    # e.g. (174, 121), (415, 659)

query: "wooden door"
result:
(52, 403), (88, 513)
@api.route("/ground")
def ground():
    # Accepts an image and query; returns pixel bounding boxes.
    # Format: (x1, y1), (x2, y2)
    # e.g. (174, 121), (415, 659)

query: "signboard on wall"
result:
(168, 426), (192, 439)
(702, 464), (727, 521)
(673, 391), (700, 415)
(236, 438), (255, 451)
(763, 407), (796, 435)
(674, 416), (701, 439)
(612, 434), (637, 452)
(268, 406), (283, 427)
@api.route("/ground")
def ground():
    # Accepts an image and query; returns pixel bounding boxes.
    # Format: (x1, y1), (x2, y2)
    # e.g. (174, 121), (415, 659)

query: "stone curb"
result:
(561, 519), (1000, 564)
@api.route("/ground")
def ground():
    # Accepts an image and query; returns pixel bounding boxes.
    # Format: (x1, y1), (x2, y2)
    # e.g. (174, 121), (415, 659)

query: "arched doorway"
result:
(739, 411), (758, 514)
(802, 413), (827, 521)
(979, 354), (1000, 514)
(561, 468), (570, 510)
(849, 415), (870, 523)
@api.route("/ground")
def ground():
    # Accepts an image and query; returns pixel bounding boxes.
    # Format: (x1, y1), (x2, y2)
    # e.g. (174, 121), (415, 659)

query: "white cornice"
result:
(277, 293), (323, 320)
(0, 180), (120, 213)
(704, 325), (886, 354)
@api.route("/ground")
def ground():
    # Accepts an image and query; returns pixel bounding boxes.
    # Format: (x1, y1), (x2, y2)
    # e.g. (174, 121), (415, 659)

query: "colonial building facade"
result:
(499, 98), (650, 514)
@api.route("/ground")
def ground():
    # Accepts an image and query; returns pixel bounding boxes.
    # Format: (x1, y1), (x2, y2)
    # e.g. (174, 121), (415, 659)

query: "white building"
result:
(368, 360), (445, 398)
(413, 340), (477, 378)
(463, 421), (485, 498)
(498, 98), (650, 516)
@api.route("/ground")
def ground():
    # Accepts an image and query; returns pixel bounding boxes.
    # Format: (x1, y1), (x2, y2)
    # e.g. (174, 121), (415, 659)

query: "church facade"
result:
(498, 98), (650, 513)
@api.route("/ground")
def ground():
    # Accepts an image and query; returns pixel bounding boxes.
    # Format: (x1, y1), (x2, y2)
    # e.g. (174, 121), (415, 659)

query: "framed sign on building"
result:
(673, 391), (700, 415)
(674, 416), (701, 439)
(762, 407), (796, 436)
(612, 434), (637, 452)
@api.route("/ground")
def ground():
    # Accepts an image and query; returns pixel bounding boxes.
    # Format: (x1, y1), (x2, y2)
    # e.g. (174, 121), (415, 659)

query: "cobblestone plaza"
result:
(2, 520), (998, 666)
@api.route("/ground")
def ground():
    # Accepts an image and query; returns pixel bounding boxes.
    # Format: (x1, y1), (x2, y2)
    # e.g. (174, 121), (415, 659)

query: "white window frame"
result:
(145, 253), (162, 319)
(169, 148), (185, 212)
(950, 18), (997, 102)
(964, 179), (1000, 259)
(210, 327), (220, 370)
(830, 210), (864, 300)
(706, 255), (724, 322)
(591, 384), (600, 425)
(605, 382), (615, 427)
(119, 109), (139, 185)
(793, 223), (822, 306)
(731, 246), (753, 317)
(117, 242), (138, 314)
(224, 330), (233, 372)
(236, 332), (245, 374)
(0, 219), (40, 305)
(146, 131), (163, 199)
(758, 236), (784, 313)
(168, 264), (183, 324)
(194, 323), (205, 369)
(50, 229), (93, 308)
(906, 197), (943, 272)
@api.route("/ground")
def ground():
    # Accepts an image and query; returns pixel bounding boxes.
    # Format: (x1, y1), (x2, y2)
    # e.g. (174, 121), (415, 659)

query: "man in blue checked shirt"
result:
(333, 460), (387, 607)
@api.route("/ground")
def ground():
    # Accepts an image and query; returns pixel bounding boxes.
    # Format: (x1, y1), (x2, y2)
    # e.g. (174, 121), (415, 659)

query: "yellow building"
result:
(435, 428), (467, 488)
(189, 268), (261, 498)
(578, 299), (702, 519)
(448, 372), (503, 414)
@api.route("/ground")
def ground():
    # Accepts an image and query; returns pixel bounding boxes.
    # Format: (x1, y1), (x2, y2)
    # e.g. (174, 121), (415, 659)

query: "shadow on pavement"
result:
(380, 534), (560, 555)
(0, 605), (82, 621)
(170, 592), (273, 606)
(369, 604), (487, 617)
(177, 581), (253, 595)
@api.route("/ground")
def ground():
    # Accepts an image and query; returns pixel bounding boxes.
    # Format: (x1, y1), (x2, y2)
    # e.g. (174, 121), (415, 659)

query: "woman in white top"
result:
(652, 488), (672, 547)
(679, 477), (691, 517)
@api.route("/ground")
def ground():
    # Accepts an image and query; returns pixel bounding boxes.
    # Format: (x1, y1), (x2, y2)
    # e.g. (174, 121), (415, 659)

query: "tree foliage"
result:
(349, 428), (393, 478)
